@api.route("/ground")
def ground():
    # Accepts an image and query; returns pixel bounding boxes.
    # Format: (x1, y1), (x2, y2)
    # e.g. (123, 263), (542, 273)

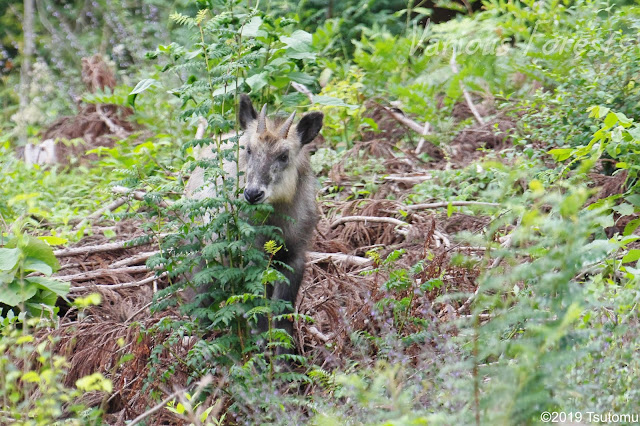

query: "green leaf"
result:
(1, 281), (39, 306)
(548, 148), (574, 162)
(626, 194), (640, 207)
(38, 235), (68, 246)
(22, 372), (40, 383)
(614, 112), (632, 127)
(624, 218), (640, 236)
(280, 30), (312, 51)
(246, 72), (268, 92)
(23, 258), (53, 276)
(622, 249), (640, 264)
(21, 236), (59, 272)
(312, 95), (358, 109)
(0, 248), (20, 271)
(130, 78), (158, 95)
(604, 112), (619, 129)
(588, 105), (610, 119)
(242, 16), (262, 37)
(612, 203), (635, 216)
(286, 51), (316, 60)
(0, 285), (22, 306)
(288, 72), (315, 86)
(26, 276), (70, 297)
(413, 7), (432, 15)
(201, 405), (215, 422)
(76, 372), (113, 393)
(127, 93), (137, 109)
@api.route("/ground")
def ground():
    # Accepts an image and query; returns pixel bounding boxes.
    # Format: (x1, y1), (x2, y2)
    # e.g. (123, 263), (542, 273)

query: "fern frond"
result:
(195, 8), (209, 25)
(170, 12), (196, 27)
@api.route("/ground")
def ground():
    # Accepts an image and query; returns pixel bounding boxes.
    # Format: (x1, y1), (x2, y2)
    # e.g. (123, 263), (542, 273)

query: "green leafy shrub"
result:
(0, 315), (109, 425)
(0, 227), (69, 316)
(507, 1), (640, 152)
(130, 3), (324, 420)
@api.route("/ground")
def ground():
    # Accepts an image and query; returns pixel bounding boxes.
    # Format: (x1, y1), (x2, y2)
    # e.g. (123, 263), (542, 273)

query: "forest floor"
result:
(33, 98), (622, 423)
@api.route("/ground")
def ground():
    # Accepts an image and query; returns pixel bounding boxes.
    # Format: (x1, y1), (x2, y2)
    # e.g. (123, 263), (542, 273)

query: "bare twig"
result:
(111, 185), (171, 208)
(433, 230), (451, 248)
(72, 197), (128, 231)
(96, 104), (129, 139)
(53, 236), (158, 258)
(69, 271), (167, 293)
(415, 120), (432, 155)
(307, 251), (371, 267)
(454, 246), (488, 252)
(111, 185), (147, 200)
(450, 47), (485, 125)
(404, 201), (499, 211)
(383, 174), (431, 184)
(331, 215), (409, 237)
(127, 385), (187, 426)
(380, 105), (427, 134)
(331, 215), (408, 229)
(109, 250), (158, 268)
(307, 326), (333, 344)
(55, 265), (150, 283)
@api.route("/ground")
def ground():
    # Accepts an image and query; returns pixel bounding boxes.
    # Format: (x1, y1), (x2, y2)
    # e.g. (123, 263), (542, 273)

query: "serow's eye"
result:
(278, 152), (289, 163)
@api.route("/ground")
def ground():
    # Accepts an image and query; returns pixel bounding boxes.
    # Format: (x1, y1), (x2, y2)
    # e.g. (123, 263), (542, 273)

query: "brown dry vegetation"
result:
(27, 55), (136, 165)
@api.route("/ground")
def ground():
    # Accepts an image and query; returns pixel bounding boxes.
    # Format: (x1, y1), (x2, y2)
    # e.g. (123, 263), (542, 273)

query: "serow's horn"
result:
(257, 104), (267, 133)
(279, 111), (296, 138)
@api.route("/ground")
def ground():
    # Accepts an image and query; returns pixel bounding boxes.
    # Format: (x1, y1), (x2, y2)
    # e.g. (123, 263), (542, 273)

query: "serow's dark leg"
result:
(271, 254), (305, 354)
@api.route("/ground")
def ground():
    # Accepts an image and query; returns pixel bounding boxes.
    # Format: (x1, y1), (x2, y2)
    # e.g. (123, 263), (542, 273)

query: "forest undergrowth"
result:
(2, 0), (640, 424)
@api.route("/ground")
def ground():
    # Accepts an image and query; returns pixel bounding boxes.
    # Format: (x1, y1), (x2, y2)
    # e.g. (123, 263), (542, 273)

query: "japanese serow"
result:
(185, 94), (323, 347)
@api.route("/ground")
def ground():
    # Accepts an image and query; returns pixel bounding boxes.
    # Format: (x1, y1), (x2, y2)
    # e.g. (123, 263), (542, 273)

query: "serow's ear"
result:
(296, 111), (324, 145)
(238, 94), (257, 130)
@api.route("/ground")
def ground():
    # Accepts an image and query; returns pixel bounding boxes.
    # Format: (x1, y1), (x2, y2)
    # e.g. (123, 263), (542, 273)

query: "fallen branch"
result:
(307, 326), (333, 344)
(69, 271), (166, 293)
(450, 48), (485, 125)
(55, 265), (150, 283)
(433, 230), (451, 248)
(331, 215), (408, 229)
(380, 105), (427, 134)
(128, 386), (188, 426)
(111, 186), (171, 208)
(331, 215), (409, 237)
(109, 251), (159, 268)
(111, 185), (147, 200)
(415, 120), (432, 155)
(404, 200), (499, 211)
(96, 105), (129, 139)
(383, 174), (431, 184)
(307, 251), (371, 267)
(53, 236), (157, 258)
(128, 374), (215, 426)
(453, 246), (488, 251)
(72, 197), (128, 231)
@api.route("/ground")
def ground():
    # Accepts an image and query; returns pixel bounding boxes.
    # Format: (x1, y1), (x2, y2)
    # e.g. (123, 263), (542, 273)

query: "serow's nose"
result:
(244, 188), (265, 204)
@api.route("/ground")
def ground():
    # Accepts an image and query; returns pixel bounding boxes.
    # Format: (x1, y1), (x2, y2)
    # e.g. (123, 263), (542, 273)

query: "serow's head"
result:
(238, 94), (323, 205)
